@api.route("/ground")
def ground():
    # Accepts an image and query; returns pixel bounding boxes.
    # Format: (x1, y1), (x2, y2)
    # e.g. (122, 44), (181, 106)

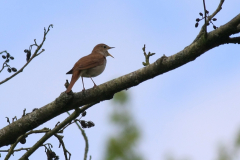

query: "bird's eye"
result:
(104, 46), (106, 48)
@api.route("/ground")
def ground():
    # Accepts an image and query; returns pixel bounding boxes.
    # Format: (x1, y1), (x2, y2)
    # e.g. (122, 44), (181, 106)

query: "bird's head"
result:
(93, 43), (114, 58)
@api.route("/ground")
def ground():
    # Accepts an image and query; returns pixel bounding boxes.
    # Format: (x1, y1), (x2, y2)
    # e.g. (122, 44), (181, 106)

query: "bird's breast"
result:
(81, 59), (107, 77)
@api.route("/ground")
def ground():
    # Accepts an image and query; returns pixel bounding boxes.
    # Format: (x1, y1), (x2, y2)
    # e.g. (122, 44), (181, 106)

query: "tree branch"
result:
(19, 107), (82, 160)
(4, 128), (62, 160)
(226, 36), (240, 44)
(0, 24), (53, 85)
(0, 143), (53, 156)
(142, 44), (155, 66)
(54, 134), (71, 160)
(203, 0), (208, 38)
(0, 13), (240, 148)
(0, 51), (15, 73)
(194, 0), (225, 42)
(67, 112), (90, 160)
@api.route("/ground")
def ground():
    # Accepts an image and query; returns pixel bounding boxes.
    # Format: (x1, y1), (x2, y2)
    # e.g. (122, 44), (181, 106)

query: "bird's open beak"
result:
(108, 52), (114, 58)
(108, 47), (114, 58)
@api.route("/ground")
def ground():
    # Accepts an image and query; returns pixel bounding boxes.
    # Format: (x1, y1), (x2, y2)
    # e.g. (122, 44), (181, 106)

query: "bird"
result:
(66, 43), (114, 93)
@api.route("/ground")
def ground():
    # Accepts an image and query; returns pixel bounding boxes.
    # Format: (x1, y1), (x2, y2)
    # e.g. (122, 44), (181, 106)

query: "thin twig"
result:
(208, 0), (224, 20)
(12, 116), (17, 123)
(203, 0), (207, 38)
(54, 134), (71, 160)
(142, 44), (155, 66)
(5, 117), (10, 125)
(193, 0), (225, 42)
(0, 143), (52, 153)
(22, 108), (26, 117)
(0, 147), (31, 153)
(66, 112), (89, 160)
(19, 108), (81, 160)
(4, 128), (62, 160)
(0, 24), (53, 85)
(0, 62), (4, 73)
(0, 51), (14, 73)
(0, 51), (8, 72)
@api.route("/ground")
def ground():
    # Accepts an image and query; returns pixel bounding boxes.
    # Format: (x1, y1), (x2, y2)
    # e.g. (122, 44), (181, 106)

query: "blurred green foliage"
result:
(103, 91), (144, 160)
(113, 90), (129, 105)
(103, 91), (240, 160)
(164, 154), (190, 160)
(215, 129), (240, 160)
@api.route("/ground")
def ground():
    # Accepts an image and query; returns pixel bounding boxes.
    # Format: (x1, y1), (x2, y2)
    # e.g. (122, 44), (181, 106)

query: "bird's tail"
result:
(66, 70), (80, 93)
(66, 69), (73, 74)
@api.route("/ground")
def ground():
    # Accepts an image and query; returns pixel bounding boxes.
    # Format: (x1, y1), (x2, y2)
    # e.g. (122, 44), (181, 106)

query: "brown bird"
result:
(66, 43), (114, 93)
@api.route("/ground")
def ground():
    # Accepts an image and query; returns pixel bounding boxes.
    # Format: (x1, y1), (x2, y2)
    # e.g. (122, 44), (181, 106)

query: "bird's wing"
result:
(73, 53), (105, 71)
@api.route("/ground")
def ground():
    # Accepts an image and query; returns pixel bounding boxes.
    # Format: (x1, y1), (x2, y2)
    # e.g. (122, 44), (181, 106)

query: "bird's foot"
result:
(82, 88), (86, 91)
(65, 90), (73, 95)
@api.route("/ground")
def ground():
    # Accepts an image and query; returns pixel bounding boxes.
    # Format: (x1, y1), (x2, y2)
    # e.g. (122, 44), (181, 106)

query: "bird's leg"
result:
(90, 77), (97, 88)
(81, 77), (85, 91)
